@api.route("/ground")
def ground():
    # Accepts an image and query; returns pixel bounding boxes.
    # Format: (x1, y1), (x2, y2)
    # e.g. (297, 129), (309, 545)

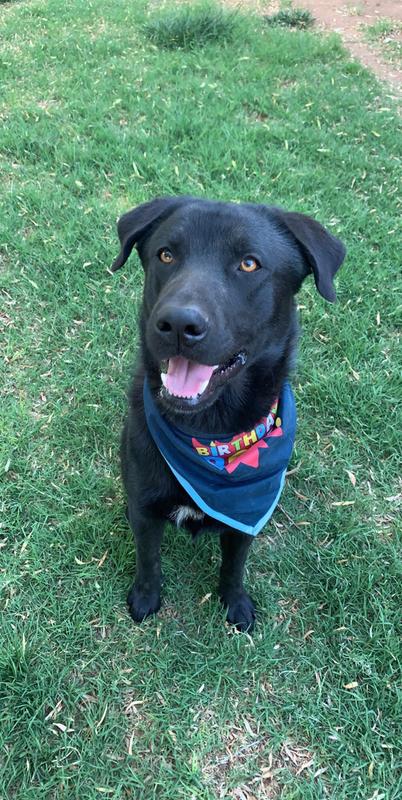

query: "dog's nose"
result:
(155, 305), (208, 347)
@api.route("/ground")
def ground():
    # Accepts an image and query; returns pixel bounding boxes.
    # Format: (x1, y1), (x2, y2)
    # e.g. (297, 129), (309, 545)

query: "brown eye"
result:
(240, 256), (260, 273)
(158, 248), (174, 264)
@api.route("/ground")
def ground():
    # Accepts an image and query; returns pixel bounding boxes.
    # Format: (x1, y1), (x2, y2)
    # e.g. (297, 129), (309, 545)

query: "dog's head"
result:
(112, 196), (345, 415)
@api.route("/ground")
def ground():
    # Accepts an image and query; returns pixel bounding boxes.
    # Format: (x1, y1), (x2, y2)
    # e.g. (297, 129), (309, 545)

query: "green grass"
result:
(363, 17), (402, 67)
(143, 1), (242, 49)
(264, 7), (314, 30)
(1, 0), (401, 798)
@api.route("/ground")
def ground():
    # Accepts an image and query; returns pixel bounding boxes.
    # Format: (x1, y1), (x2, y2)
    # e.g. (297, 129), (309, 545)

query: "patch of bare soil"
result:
(299, 0), (401, 95)
(224, 0), (401, 96)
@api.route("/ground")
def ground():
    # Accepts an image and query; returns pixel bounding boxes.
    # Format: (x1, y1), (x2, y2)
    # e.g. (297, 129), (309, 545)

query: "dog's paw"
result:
(220, 589), (256, 632)
(127, 585), (161, 623)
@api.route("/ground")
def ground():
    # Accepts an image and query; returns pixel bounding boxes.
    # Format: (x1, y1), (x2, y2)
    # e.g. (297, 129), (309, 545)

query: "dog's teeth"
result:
(198, 380), (209, 395)
(161, 373), (167, 387)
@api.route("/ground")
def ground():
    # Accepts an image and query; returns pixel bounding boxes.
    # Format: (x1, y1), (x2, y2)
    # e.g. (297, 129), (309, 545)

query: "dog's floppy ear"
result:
(111, 196), (190, 272)
(273, 209), (346, 302)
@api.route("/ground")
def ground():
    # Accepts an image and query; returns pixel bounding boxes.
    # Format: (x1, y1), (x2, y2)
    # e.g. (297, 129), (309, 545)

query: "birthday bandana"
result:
(143, 379), (297, 536)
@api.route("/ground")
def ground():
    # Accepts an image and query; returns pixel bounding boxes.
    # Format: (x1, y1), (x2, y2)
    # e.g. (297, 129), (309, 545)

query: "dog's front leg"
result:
(127, 506), (164, 623)
(219, 531), (256, 632)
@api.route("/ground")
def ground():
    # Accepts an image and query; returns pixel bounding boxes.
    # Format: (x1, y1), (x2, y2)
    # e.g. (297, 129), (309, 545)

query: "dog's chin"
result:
(157, 351), (247, 416)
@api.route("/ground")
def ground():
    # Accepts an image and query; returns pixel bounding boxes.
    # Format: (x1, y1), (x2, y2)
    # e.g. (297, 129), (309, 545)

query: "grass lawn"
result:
(1, 0), (401, 798)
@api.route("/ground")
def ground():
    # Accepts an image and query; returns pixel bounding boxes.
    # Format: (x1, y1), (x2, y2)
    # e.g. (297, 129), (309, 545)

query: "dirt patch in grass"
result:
(220, 0), (402, 95)
(299, 0), (401, 95)
(202, 725), (317, 798)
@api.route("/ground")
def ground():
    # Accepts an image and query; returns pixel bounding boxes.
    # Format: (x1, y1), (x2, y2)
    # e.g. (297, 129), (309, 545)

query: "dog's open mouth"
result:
(160, 352), (247, 405)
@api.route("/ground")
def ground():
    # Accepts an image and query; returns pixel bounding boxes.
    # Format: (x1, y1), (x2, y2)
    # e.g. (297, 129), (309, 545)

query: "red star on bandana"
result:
(224, 438), (269, 473)
(224, 427), (283, 473)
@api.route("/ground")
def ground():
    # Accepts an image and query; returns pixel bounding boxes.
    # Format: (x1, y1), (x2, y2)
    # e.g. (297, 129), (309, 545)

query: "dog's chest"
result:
(170, 505), (205, 528)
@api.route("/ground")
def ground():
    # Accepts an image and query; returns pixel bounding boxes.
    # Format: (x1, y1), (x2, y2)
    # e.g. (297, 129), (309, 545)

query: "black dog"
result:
(111, 196), (345, 631)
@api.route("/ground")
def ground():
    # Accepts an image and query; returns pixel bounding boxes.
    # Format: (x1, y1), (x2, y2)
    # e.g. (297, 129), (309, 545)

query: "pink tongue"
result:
(162, 356), (215, 398)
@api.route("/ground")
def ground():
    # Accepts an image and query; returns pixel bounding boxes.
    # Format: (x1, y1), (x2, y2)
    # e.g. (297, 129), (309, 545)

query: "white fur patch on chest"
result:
(170, 505), (205, 528)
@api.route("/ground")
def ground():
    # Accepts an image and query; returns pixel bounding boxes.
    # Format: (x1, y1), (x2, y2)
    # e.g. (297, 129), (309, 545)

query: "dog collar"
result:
(143, 379), (297, 536)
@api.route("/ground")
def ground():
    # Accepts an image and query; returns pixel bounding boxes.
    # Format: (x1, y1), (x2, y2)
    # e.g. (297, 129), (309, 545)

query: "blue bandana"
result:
(143, 379), (297, 536)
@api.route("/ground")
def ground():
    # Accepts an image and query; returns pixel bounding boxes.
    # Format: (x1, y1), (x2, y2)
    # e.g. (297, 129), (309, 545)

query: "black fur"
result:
(112, 196), (345, 631)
